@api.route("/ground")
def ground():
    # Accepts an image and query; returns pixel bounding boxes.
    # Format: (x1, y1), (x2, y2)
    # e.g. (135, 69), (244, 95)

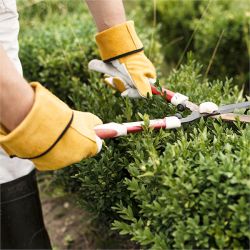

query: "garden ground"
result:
(39, 175), (138, 249)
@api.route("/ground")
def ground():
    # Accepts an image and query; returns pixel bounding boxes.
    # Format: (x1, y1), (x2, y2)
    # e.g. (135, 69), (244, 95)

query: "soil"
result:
(38, 176), (138, 250)
(41, 194), (96, 250)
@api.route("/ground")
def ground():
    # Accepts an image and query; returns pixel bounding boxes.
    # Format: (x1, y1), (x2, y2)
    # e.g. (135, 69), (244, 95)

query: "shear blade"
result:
(180, 101), (250, 124)
(180, 111), (202, 123)
(217, 101), (250, 114)
(211, 113), (250, 123)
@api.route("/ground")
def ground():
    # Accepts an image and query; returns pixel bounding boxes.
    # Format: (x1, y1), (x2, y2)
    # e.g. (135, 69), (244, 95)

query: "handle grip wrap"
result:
(94, 117), (181, 139)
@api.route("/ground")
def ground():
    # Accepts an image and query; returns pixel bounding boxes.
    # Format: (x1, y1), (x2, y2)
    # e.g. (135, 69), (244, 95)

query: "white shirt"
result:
(0, 0), (34, 184)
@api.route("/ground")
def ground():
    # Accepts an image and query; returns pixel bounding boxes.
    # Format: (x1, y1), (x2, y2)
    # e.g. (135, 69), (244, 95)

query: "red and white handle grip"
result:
(151, 85), (188, 106)
(94, 116), (181, 139)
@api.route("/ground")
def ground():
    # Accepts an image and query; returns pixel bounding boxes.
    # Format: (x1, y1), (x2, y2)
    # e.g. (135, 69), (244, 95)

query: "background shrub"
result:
(192, 0), (249, 88)
(139, 0), (249, 91)
(18, 0), (250, 249)
(19, 0), (97, 103)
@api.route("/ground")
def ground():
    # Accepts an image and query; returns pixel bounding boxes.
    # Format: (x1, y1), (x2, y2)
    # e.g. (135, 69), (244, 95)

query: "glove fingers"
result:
(88, 59), (122, 78)
(105, 75), (155, 98)
(129, 73), (152, 97)
(118, 53), (156, 97)
(89, 59), (131, 85)
(121, 88), (141, 98)
(148, 78), (156, 85)
(112, 77), (128, 92)
(114, 77), (154, 97)
(72, 111), (102, 142)
(103, 77), (116, 89)
(88, 57), (156, 98)
(104, 77), (128, 93)
(111, 60), (135, 87)
(95, 136), (103, 153)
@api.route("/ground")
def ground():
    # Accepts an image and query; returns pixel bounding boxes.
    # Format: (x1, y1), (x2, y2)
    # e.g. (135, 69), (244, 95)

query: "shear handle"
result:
(94, 117), (181, 139)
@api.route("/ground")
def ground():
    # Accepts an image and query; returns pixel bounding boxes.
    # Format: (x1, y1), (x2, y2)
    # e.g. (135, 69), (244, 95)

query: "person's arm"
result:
(85, 0), (126, 32)
(0, 46), (34, 131)
(0, 46), (102, 171)
(85, 0), (156, 98)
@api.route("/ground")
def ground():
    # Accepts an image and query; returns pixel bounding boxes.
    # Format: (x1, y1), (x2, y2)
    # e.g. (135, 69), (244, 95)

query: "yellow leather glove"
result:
(0, 82), (102, 171)
(93, 21), (156, 98)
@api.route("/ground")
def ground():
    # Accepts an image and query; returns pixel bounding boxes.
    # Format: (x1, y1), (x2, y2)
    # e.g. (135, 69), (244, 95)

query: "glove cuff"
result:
(95, 21), (143, 62)
(0, 82), (73, 159)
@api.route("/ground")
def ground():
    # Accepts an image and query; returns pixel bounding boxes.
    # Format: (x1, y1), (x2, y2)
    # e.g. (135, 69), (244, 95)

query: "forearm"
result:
(0, 46), (34, 131)
(85, 0), (126, 31)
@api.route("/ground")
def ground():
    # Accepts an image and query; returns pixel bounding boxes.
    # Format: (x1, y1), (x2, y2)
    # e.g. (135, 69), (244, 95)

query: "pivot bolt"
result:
(177, 103), (186, 112)
(174, 113), (183, 119)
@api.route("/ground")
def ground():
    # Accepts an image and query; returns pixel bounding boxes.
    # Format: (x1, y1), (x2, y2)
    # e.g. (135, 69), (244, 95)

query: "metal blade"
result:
(218, 101), (250, 114)
(184, 101), (250, 114)
(180, 101), (250, 124)
(210, 113), (250, 123)
(180, 111), (202, 124)
(185, 100), (199, 112)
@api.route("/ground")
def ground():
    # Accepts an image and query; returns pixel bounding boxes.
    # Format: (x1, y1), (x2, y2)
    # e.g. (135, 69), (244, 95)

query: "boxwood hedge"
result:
(18, 1), (250, 249)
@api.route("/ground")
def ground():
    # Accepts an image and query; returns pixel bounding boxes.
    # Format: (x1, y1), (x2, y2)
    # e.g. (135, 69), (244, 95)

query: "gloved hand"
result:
(0, 82), (102, 171)
(90, 21), (156, 98)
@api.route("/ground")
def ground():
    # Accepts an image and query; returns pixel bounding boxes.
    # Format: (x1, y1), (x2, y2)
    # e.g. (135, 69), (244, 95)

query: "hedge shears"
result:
(88, 60), (250, 139)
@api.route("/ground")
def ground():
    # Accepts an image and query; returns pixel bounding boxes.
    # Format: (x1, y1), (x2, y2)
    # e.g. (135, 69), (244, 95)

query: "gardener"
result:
(0, 0), (156, 249)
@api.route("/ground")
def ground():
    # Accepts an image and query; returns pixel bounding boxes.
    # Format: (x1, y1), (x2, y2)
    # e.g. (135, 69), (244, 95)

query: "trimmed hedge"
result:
(18, 1), (250, 249)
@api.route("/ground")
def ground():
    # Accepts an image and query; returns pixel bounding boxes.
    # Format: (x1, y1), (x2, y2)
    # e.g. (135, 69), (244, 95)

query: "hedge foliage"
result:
(139, 0), (249, 90)
(18, 1), (250, 249)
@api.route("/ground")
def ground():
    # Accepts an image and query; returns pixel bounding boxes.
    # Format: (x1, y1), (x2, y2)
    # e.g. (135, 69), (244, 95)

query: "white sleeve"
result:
(0, 0), (22, 75)
(0, 1), (35, 184)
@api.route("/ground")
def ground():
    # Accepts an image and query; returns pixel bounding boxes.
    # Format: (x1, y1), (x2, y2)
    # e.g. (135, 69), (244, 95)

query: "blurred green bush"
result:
(19, 0), (97, 103)
(18, 0), (250, 249)
(140, 0), (249, 91)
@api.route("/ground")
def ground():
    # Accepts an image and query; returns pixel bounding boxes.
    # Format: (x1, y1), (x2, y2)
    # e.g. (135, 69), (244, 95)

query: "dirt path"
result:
(39, 180), (137, 250)
(41, 194), (96, 249)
